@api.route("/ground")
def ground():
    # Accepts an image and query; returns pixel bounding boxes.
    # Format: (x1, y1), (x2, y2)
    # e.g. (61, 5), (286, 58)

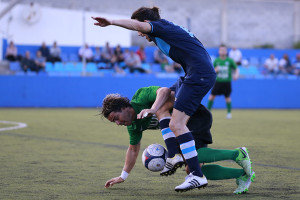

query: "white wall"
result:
(0, 3), (131, 47)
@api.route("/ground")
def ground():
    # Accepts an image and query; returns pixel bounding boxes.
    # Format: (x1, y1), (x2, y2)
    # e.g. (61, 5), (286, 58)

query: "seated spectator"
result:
(154, 48), (167, 63)
(49, 41), (62, 63)
(229, 46), (242, 65)
(20, 51), (38, 73)
(264, 54), (279, 74)
(101, 42), (113, 64)
(293, 53), (300, 76)
(5, 41), (18, 61)
(279, 54), (292, 74)
(136, 45), (146, 63)
(124, 50), (146, 73)
(39, 42), (50, 61)
(35, 51), (46, 71)
(93, 47), (102, 63)
(154, 48), (169, 71)
(173, 62), (182, 73)
(111, 45), (125, 67)
(78, 43), (93, 62)
(123, 49), (130, 60)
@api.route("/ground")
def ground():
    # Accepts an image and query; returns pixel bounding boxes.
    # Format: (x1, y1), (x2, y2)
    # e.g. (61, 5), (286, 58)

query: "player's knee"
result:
(169, 120), (182, 133)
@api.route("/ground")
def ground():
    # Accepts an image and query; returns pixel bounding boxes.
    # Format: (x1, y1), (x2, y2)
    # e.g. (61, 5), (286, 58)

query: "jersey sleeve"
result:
(148, 20), (166, 37)
(127, 125), (142, 145)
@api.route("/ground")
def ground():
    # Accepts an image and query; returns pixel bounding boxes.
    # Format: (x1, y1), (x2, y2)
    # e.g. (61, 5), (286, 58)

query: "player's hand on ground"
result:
(104, 176), (124, 188)
(92, 17), (112, 27)
(137, 109), (155, 119)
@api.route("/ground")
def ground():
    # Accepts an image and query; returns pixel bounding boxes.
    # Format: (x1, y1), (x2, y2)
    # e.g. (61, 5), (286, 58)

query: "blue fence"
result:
(0, 75), (299, 108)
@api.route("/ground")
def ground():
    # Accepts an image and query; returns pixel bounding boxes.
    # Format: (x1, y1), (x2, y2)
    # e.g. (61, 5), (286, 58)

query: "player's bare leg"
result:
(156, 93), (185, 176)
(170, 109), (208, 192)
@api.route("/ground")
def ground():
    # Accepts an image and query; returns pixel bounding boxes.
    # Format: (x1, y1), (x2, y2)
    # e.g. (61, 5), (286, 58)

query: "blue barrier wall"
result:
(0, 76), (300, 108)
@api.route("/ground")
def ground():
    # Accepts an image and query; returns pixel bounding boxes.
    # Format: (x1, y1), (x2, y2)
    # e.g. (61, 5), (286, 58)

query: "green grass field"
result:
(0, 108), (299, 200)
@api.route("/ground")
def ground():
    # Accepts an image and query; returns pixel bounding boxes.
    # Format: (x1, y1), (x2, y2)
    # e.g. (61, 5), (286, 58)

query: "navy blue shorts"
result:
(170, 73), (216, 116)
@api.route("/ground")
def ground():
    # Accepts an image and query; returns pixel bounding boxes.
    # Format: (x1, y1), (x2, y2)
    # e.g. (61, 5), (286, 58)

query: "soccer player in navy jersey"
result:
(92, 6), (217, 192)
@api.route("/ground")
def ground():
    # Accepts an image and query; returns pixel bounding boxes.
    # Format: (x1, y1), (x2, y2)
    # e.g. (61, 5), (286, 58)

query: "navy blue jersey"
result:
(148, 19), (215, 75)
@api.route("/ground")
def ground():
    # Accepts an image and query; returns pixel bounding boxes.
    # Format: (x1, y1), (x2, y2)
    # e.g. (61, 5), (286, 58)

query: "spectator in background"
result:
(35, 50), (46, 72)
(111, 45), (125, 67)
(93, 47), (102, 63)
(39, 42), (50, 61)
(5, 41), (18, 61)
(101, 42), (113, 64)
(20, 51), (38, 73)
(124, 50), (146, 73)
(123, 49), (130, 60)
(136, 45), (146, 63)
(229, 46), (242, 66)
(293, 53), (300, 76)
(78, 43), (93, 62)
(49, 41), (61, 63)
(154, 48), (167, 63)
(154, 48), (169, 72)
(279, 54), (292, 74)
(173, 62), (182, 73)
(264, 54), (279, 75)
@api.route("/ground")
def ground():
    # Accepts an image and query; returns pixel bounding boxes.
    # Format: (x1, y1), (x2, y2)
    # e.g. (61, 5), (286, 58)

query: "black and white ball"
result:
(142, 143), (167, 172)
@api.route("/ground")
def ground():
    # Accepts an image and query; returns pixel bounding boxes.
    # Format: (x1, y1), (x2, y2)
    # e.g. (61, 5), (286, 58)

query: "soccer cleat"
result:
(235, 147), (252, 176)
(175, 173), (208, 192)
(160, 154), (185, 176)
(226, 113), (232, 119)
(233, 171), (256, 194)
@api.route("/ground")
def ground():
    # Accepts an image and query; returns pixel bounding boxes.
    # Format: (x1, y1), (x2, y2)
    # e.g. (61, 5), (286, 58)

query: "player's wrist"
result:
(120, 170), (129, 180)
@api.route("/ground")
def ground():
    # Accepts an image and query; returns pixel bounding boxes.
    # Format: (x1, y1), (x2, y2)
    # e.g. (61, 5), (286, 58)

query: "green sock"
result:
(207, 100), (214, 110)
(197, 147), (239, 163)
(226, 102), (231, 113)
(202, 164), (245, 180)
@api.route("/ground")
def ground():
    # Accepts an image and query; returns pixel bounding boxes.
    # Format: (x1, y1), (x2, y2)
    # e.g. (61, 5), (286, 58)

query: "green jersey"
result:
(127, 86), (160, 145)
(214, 57), (237, 82)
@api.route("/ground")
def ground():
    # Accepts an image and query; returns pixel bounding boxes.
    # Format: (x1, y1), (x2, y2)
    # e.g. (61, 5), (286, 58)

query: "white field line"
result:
(0, 120), (28, 131)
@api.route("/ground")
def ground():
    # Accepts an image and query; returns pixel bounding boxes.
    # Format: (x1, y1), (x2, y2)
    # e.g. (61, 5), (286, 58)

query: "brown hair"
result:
(131, 6), (161, 22)
(101, 94), (131, 118)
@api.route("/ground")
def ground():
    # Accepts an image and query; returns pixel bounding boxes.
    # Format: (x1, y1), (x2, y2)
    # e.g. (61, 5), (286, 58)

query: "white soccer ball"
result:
(142, 143), (168, 172)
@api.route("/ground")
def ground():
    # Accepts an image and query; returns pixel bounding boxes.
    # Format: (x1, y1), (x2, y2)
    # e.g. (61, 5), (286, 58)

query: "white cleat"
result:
(226, 113), (232, 119)
(175, 173), (208, 192)
(160, 154), (185, 176)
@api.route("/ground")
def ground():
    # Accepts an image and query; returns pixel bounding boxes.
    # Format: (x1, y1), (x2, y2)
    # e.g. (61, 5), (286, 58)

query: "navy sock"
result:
(177, 132), (203, 177)
(159, 118), (179, 158)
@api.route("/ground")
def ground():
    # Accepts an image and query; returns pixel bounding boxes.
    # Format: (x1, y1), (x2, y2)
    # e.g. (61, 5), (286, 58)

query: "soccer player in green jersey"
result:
(101, 86), (255, 194)
(207, 44), (239, 119)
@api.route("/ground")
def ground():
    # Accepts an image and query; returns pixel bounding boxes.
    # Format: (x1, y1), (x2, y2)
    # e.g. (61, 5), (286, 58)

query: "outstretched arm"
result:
(104, 143), (141, 188)
(92, 17), (151, 33)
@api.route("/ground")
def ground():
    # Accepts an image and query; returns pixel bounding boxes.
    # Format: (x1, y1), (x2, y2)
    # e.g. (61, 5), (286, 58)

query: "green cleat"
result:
(236, 147), (252, 176)
(233, 171), (256, 194)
